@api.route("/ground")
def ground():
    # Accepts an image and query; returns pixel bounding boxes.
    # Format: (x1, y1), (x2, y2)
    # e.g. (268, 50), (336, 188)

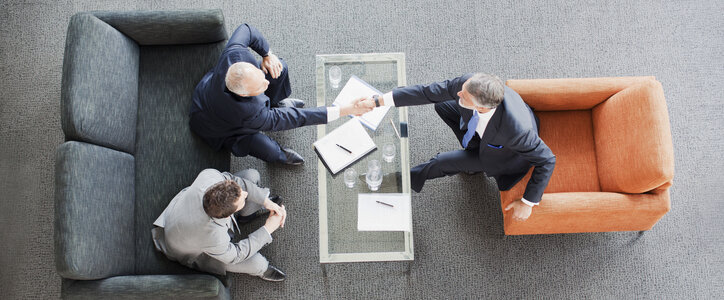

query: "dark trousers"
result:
(410, 100), (486, 192)
(229, 59), (292, 163)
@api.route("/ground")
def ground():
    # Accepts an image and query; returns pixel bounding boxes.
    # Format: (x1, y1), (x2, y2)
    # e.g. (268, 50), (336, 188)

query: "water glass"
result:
(382, 143), (395, 163)
(343, 168), (357, 188)
(365, 159), (383, 191)
(329, 66), (342, 89)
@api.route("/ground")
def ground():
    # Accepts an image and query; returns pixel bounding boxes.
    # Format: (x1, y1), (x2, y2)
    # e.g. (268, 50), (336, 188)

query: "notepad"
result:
(357, 193), (412, 232)
(332, 75), (391, 131)
(313, 119), (376, 175)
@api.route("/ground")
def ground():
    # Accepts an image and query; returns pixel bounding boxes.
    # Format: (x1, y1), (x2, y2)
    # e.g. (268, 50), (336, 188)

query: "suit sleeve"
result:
(205, 227), (273, 265)
(506, 130), (556, 203)
(391, 74), (472, 107)
(226, 24), (270, 57)
(244, 106), (328, 132)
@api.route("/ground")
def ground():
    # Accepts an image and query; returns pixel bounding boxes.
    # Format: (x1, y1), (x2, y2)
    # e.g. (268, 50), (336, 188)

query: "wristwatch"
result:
(263, 49), (273, 57)
(373, 95), (381, 107)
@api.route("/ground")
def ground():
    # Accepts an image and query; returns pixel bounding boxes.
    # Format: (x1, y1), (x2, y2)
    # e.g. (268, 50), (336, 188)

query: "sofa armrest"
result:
(55, 141), (136, 280)
(592, 79), (674, 193)
(91, 9), (227, 45)
(502, 191), (671, 235)
(506, 76), (655, 111)
(62, 275), (230, 300)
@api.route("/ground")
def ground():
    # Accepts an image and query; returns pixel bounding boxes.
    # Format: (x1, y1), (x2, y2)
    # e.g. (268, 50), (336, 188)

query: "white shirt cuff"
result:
(382, 92), (395, 107)
(327, 106), (340, 122)
(521, 197), (538, 206)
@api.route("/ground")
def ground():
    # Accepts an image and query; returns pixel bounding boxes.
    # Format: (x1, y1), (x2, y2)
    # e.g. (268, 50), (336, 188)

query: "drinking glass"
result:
(365, 159), (383, 191)
(382, 143), (395, 163)
(329, 66), (342, 89)
(343, 168), (357, 188)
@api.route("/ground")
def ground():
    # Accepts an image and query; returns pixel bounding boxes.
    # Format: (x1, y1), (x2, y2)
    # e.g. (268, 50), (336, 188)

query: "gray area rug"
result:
(1, 0), (722, 299)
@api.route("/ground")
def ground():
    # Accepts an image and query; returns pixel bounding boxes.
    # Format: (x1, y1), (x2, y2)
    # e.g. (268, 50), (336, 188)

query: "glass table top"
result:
(315, 53), (413, 263)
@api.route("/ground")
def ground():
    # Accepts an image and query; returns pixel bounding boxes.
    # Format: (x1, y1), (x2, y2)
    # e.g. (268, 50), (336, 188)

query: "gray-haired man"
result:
(369, 73), (556, 221)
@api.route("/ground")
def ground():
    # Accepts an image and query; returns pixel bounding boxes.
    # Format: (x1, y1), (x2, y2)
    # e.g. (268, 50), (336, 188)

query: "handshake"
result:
(338, 96), (381, 117)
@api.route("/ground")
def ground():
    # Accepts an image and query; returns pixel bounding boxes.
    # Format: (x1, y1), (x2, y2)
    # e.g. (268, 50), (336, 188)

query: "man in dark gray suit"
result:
(152, 168), (288, 281)
(190, 24), (373, 165)
(369, 73), (555, 221)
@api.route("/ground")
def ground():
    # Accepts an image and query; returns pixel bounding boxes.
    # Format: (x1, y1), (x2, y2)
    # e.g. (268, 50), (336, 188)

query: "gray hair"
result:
(465, 73), (504, 108)
(225, 62), (252, 95)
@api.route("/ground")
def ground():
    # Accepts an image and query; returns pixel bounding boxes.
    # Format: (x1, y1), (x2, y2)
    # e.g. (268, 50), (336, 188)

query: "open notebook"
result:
(332, 75), (391, 131)
(314, 119), (376, 175)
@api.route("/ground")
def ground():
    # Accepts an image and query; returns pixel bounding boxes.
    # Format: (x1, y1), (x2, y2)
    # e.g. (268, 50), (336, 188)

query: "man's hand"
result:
(261, 53), (283, 79)
(263, 205), (285, 234)
(504, 199), (533, 221)
(340, 97), (376, 116)
(263, 198), (286, 228)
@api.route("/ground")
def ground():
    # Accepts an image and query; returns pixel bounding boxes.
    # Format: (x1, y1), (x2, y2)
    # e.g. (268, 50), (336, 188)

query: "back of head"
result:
(466, 73), (505, 108)
(203, 180), (242, 218)
(225, 62), (254, 95)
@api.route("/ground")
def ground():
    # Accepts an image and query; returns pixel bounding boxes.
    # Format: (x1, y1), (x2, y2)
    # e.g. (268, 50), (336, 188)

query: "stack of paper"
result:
(313, 119), (376, 175)
(333, 75), (391, 131)
(357, 193), (412, 232)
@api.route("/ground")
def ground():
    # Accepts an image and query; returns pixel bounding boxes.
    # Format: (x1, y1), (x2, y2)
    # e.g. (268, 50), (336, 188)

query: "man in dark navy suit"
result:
(190, 24), (372, 165)
(369, 73), (555, 221)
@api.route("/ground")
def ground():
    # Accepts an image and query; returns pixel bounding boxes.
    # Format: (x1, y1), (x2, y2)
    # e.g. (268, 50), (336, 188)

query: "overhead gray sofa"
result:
(55, 9), (231, 299)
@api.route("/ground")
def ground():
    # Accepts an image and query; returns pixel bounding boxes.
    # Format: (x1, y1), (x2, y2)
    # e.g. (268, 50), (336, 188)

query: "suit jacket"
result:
(189, 24), (327, 151)
(151, 169), (272, 275)
(394, 74), (556, 202)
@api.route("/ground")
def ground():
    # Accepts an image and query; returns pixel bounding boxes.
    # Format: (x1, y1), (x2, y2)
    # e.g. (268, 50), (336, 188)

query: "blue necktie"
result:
(462, 110), (479, 148)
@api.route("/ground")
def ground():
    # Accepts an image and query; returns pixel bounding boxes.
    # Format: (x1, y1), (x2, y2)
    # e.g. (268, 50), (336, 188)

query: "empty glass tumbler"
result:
(365, 159), (383, 191)
(329, 66), (342, 89)
(382, 143), (395, 163)
(343, 168), (357, 188)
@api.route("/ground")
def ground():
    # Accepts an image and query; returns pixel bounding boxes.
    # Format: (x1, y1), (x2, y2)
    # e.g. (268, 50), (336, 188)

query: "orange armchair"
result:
(500, 76), (674, 235)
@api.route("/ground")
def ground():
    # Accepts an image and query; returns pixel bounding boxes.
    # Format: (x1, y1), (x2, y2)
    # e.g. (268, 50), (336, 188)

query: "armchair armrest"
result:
(592, 79), (674, 193)
(92, 9), (227, 45)
(62, 275), (230, 300)
(506, 76), (656, 111)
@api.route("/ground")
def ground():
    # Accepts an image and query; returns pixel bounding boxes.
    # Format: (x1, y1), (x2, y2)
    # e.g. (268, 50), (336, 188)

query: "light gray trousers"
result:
(226, 168), (269, 276)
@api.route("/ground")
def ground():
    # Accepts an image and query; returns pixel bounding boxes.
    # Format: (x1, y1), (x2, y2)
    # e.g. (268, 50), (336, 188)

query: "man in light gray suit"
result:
(152, 168), (288, 281)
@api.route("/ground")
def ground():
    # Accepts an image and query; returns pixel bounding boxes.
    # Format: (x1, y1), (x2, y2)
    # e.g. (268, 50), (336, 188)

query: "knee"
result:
(237, 169), (261, 184)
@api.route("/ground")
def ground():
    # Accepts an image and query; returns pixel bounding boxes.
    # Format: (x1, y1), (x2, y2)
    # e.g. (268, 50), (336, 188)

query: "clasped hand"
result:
(261, 53), (283, 79)
(263, 198), (286, 233)
(340, 97), (377, 116)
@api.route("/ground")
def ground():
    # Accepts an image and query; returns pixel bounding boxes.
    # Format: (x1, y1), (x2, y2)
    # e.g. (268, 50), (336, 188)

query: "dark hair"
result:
(465, 73), (504, 108)
(203, 180), (242, 218)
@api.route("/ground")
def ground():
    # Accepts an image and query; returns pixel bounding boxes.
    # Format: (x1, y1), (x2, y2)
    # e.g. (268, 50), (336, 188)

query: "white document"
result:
(313, 119), (376, 175)
(357, 193), (411, 232)
(332, 75), (391, 131)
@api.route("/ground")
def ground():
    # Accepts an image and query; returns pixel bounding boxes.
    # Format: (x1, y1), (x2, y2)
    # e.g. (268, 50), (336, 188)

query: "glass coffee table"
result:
(315, 53), (413, 263)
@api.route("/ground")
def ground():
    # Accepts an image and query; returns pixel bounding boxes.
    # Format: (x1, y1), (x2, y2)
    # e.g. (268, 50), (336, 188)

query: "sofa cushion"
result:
(92, 9), (227, 46)
(61, 13), (139, 154)
(593, 80), (674, 193)
(55, 141), (135, 280)
(536, 110), (600, 193)
(133, 43), (230, 275)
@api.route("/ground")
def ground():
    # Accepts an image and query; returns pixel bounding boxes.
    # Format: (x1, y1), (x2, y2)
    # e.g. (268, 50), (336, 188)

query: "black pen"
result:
(376, 200), (394, 207)
(335, 143), (352, 154)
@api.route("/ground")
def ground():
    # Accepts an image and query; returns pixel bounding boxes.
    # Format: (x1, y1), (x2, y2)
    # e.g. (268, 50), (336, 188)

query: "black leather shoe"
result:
(260, 265), (286, 282)
(276, 98), (305, 108)
(282, 148), (304, 165)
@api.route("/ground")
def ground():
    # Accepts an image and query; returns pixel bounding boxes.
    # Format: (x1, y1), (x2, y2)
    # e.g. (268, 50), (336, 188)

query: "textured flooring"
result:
(1, 0), (723, 299)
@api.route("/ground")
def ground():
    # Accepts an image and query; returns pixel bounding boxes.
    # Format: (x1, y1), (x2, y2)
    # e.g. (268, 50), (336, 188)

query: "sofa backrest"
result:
(61, 12), (140, 154)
